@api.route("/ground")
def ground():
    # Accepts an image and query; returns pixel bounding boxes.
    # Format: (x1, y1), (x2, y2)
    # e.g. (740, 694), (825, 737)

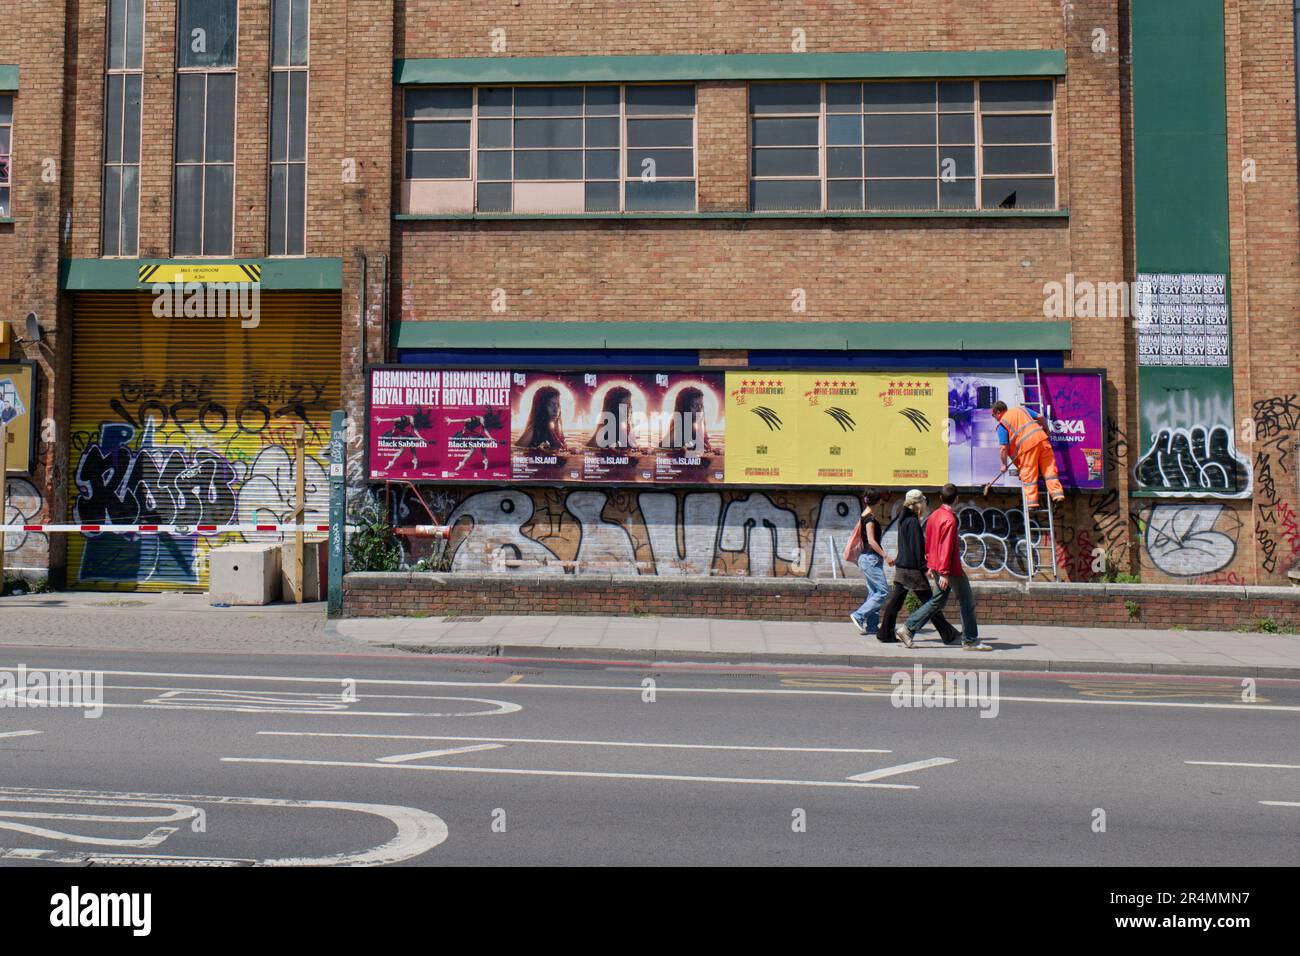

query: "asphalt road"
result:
(0, 639), (1296, 866)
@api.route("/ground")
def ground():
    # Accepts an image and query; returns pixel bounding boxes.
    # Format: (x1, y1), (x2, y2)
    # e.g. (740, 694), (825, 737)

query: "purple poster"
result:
(1041, 371), (1105, 491)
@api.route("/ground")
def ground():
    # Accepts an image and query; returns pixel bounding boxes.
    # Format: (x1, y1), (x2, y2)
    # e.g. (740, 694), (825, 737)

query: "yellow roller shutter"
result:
(67, 291), (342, 591)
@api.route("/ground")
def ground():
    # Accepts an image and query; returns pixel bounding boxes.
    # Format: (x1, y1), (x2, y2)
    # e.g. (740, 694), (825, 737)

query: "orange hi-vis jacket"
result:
(999, 405), (1049, 461)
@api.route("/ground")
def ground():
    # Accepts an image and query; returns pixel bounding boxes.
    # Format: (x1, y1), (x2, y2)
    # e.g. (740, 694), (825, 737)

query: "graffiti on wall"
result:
(399, 487), (1056, 581)
(1135, 384), (1250, 496)
(2, 477), (49, 570)
(1135, 502), (1241, 578)
(1252, 394), (1300, 576)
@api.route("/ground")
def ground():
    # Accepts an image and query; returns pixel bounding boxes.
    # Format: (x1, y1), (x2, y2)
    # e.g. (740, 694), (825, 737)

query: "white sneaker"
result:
(849, 615), (868, 636)
(895, 624), (915, 648)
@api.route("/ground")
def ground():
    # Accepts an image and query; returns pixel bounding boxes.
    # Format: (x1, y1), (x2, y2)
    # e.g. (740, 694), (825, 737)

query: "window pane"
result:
(126, 0), (145, 69)
(827, 179), (863, 210)
(625, 84), (694, 115)
(0, 188), (9, 218)
(980, 80), (1054, 112)
(178, 0), (238, 68)
(286, 162), (305, 254)
(752, 117), (818, 147)
(290, 0), (310, 66)
(584, 117), (619, 147)
(104, 75), (124, 165)
(983, 114), (1052, 144)
(268, 164), (287, 254)
(109, 0), (127, 71)
(123, 74), (142, 164)
(624, 179), (694, 211)
(288, 72), (307, 161)
(478, 119), (512, 148)
(405, 150), (470, 179)
(0, 96), (11, 125)
(477, 87), (512, 117)
(826, 83), (863, 113)
(983, 145), (1053, 175)
(826, 147), (862, 178)
(750, 179), (821, 211)
(406, 87), (472, 119)
(584, 149), (618, 179)
(584, 86), (619, 115)
(939, 113), (975, 144)
(515, 150), (582, 179)
(272, 0), (291, 66)
(270, 73), (288, 162)
(863, 82), (936, 113)
(120, 165), (139, 255)
(206, 74), (236, 163)
(939, 81), (974, 112)
(477, 150), (512, 180)
(175, 74), (206, 164)
(864, 114), (936, 145)
(940, 178), (977, 210)
(172, 164), (203, 254)
(626, 118), (693, 147)
(826, 114), (862, 146)
(752, 148), (819, 177)
(514, 117), (582, 149)
(981, 177), (1055, 209)
(866, 146), (936, 178)
(202, 163), (234, 254)
(477, 182), (511, 211)
(627, 149), (692, 179)
(407, 120), (470, 149)
(585, 181), (619, 211)
(102, 165), (122, 255)
(938, 146), (976, 178)
(750, 83), (820, 114)
(866, 179), (937, 210)
(515, 86), (582, 116)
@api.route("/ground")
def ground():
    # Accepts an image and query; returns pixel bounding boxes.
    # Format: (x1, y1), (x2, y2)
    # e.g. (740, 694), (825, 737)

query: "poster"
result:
(864, 373), (949, 485)
(644, 372), (726, 484)
(0, 361), (35, 475)
(1134, 272), (1230, 368)
(368, 368), (512, 481)
(947, 372), (1020, 489)
(1040, 370), (1105, 491)
(724, 373), (803, 483)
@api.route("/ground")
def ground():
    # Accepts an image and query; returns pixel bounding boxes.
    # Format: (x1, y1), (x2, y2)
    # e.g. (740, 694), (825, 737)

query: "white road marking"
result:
(222, 756), (918, 789)
(258, 730), (892, 755)
(1260, 801), (1300, 807)
(377, 743), (504, 763)
(846, 757), (958, 782)
(1186, 760), (1300, 770)
(0, 730), (41, 739)
(0, 787), (448, 866)
(18, 666), (1300, 713)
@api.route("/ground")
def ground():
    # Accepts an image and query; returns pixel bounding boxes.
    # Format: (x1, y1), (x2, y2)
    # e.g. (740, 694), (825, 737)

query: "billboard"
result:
(367, 365), (1104, 490)
(0, 361), (36, 475)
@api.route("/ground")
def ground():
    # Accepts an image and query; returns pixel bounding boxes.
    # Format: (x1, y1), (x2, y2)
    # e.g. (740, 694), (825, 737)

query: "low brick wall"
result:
(342, 573), (1300, 633)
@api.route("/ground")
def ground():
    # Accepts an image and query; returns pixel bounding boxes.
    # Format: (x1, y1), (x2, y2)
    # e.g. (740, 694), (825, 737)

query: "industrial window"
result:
(268, 0), (308, 255)
(103, 0), (145, 257)
(0, 95), (11, 218)
(173, 0), (237, 256)
(403, 84), (697, 214)
(749, 79), (1056, 212)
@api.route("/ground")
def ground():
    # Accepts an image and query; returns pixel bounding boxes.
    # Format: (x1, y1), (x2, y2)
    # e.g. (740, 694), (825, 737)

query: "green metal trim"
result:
(0, 65), (18, 92)
(395, 50), (1067, 85)
(395, 210), (1069, 222)
(60, 257), (345, 291)
(395, 320), (1072, 352)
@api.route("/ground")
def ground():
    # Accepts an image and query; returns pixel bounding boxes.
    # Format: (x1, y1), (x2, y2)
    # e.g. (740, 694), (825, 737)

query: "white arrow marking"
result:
(0, 730), (41, 739)
(847, 757), (957, 783)
(378, 743), (504, 764)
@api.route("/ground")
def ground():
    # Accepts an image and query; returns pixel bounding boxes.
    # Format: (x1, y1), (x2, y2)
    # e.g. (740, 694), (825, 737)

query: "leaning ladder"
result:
(1014, 358), (1060, 585)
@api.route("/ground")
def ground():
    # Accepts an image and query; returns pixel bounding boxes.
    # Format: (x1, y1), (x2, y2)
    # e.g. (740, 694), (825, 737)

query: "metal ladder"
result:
(1014, 359), (1060, 585)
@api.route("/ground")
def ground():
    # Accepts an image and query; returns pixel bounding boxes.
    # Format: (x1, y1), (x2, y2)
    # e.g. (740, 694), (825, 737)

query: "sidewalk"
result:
(332, 614), (1300, 678)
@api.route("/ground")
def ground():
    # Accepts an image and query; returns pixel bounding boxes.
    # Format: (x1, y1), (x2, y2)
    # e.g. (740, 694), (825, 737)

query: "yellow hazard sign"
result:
(138, 262), (262, 285)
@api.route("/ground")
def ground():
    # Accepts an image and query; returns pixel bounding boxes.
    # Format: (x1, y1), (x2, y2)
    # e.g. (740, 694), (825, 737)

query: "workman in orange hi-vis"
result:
(982, 400), (1065, 508)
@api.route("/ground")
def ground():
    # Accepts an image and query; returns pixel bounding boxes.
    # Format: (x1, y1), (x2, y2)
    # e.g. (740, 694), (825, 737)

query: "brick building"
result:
(1, 1), (1297, 598)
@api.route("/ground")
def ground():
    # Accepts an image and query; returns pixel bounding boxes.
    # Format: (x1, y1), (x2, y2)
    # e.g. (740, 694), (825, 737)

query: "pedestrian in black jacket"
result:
(877, 489), (961, 645)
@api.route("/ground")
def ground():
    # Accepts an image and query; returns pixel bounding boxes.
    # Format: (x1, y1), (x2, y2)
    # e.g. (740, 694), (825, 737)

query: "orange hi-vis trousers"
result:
(1017, 435), (1064, 507)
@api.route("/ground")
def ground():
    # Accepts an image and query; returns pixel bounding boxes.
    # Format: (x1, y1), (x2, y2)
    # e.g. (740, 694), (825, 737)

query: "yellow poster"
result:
(0, 362), (35, 475)
(857, 372), (949, 486)
(723, 372), (803, 484)
(797, 372), (876, 484)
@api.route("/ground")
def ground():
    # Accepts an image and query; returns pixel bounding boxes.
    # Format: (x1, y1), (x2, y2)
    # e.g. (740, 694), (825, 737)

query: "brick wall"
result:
(343, 571), (1300, 634)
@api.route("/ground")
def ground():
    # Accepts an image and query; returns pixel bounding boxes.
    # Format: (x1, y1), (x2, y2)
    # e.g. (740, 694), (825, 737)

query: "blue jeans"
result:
(906, 573), (979, 643)
(853, 553), (889, 632)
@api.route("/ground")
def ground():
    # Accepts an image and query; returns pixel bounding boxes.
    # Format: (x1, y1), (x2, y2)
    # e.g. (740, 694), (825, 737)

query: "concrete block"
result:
(280, 540), (327, 603)
(209, 544), (282, 606)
